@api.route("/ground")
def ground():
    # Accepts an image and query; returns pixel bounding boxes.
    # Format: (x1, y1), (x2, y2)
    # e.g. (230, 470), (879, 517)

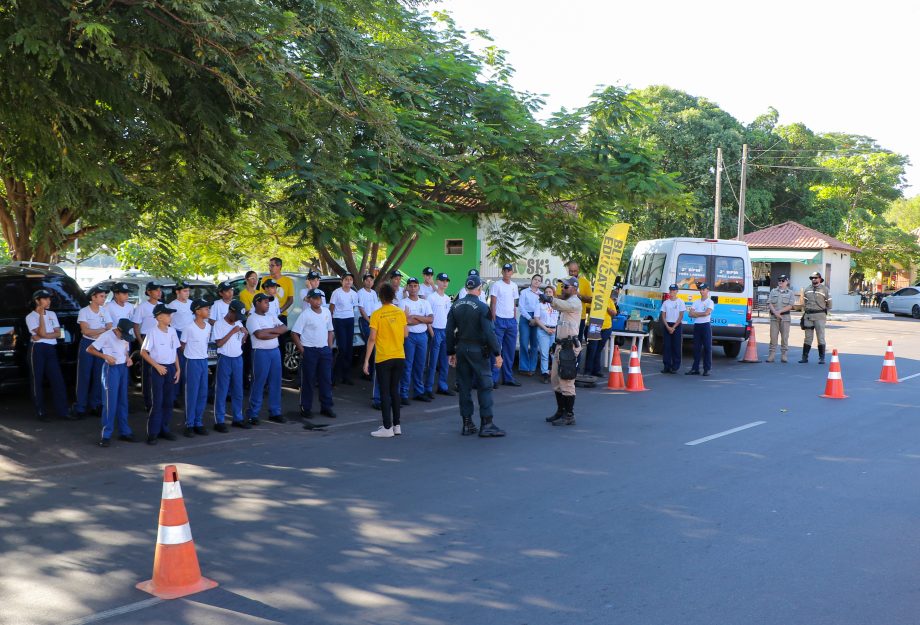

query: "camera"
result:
(538, 293), (552, 304)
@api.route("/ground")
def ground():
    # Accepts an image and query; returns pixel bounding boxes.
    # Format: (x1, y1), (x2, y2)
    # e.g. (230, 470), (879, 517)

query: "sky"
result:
(435, 0), (919, 193)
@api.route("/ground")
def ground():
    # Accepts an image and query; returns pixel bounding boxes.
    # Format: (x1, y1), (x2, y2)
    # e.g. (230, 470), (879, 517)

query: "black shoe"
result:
(702, 370), (711, 377)
(541, 373), (549, 384)
(303, 420), (328, 431)
(66, 409), (82, 421)
(685, 370), (700, 375)
(37, 413), (53, 423)
(493, 382), (499, 389)
(320, 407), (337, 418)
(371, 402), (381, 411)
(118, 433), (138, 443)
(401, 397), (410, 406)
(413, 394), (432, 403)
(249, 417), (260, 426)
(552, 415), (576, 426)
(214, 423), (229, 433)
(159, 431), (178, 441)
(661, 368), (671, 374)
(146, 436), (158, 445)
(423, 391), (435, 400)
(194, 425), (209, 435)
(478, 422), (506, 437)
(502, 380), (522, 387)
(461, 416), (478, 436)
(98, 438), (111, 447)
(268, 414), (287, 424)
(232, 419), (252, 430)
(436, 388), (456, 396)
(183, 427), (195, 438)
(300, 408), (313, 419)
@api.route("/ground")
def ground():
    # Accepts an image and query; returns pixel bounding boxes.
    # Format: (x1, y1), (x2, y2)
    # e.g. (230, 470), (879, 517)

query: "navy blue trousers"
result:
(401, 332), (428, 398)
(248, 348), (281, 419)
(425, 328), (449, 393)
(332, 317), (355, 383)
(691, 322), (712, 372)
(184, 358), (208, 427)
(74, 336), (103, 414)
(301, 346), (333, 412)
(30, 343), (68, 419)
(663, 324), (683, 371)
(147, 362), (177, 438)
(100, 363), (131, 439)
(492, 316), (518, 383)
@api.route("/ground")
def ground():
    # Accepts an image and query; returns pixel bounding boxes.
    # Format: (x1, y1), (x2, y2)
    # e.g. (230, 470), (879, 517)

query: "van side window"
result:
(630, 254), (647, 286)
(642, 254), (666, 288)
(676, 254), (706, 291)
(714, 256), (745, 293)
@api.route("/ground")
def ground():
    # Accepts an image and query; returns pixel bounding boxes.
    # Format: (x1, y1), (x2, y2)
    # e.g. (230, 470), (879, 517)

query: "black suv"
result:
(0, 263), (88, 391)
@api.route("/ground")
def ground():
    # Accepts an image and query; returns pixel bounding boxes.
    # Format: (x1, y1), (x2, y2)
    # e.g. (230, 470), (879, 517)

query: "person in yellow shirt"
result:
(585, 288), (618, 377)
(262, 257), (295, 323)
(238, 271), (260, 311)
(363, 283), (408, 438)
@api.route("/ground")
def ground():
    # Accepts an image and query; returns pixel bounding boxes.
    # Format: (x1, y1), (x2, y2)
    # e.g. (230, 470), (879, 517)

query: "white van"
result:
(617, 238), (753, 357)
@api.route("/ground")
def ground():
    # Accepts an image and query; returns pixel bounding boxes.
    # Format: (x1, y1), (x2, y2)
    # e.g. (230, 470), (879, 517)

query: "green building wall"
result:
(401, 214), (480, 296)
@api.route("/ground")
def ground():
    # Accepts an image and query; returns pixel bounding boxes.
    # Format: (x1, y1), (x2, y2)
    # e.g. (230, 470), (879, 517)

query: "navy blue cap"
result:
(436, 272), (450, 281)
(115, 318), (134, 338)
(468, 268), (479, 276)
(217, 280), (233, 292)
(422, 266), (434, 275)
(253, 293), (274, 303)
(175, 280), (190, 290)
(561, 277), (579, 288)
(111, 282), (131, 294)
(306, 288), (324, 299)
(190, 298), (211, 312)
(406, 277), (419, 285)
(668, 284), (679, 291)
(390, 270), (403, 278)
(502, 263), (513, 271)
(465, 276), (482, 289)
(362, 273), (374, 280)
(228, 300), (247, 316)
(342, 271), (354, 279)
(87, 285), (109, 297)
(307, 270), (321, 280)
(32, 288), (52, 301)
(153, 303), (176, 316)
(145, 281), (162, 293)
(697, 282), (710, 290)
(262, 279), (279, 289)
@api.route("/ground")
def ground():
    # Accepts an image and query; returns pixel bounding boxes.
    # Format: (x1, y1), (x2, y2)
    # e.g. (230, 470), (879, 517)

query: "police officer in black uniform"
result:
(445, 274), (506, 438)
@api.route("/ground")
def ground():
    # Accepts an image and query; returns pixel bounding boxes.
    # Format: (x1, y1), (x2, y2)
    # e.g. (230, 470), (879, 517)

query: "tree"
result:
(886, 195), (920, 233)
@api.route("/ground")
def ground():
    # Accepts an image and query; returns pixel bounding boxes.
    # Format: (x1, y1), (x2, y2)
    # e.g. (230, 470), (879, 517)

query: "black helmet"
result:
(809, 272), (824, 282)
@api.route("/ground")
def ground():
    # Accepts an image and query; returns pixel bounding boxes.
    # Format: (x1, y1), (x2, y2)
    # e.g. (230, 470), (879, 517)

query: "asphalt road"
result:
(2, 315), (920, 625)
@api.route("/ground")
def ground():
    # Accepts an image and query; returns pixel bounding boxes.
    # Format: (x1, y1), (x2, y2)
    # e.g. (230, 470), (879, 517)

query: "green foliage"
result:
(886, 195), (920, 233)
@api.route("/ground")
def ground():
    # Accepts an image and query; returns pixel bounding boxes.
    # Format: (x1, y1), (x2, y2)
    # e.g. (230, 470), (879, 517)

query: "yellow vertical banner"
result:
(586, 223), (630, 341)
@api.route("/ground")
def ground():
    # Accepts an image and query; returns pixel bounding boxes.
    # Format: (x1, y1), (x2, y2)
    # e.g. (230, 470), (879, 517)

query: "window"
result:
(629, 254), (647, 286)
(445, 239), (464, 255)
(896, 288), (918, 297)
(713, 256), (745, 293)
(675, 254), (707, 291)
(641, 254), (666, 288)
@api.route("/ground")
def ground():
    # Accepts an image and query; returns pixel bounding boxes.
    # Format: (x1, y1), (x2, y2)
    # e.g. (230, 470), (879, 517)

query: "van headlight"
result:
(0, 327), (16, 353)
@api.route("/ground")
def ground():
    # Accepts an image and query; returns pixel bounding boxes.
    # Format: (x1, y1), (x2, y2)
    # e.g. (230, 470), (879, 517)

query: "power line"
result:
(750, 163), (833, 172)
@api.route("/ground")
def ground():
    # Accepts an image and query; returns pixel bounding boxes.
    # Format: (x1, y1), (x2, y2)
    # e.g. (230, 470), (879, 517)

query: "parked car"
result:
(0, 262), (88, 391)
(225, 273), (365, 378)
(880, 287), (920, 318)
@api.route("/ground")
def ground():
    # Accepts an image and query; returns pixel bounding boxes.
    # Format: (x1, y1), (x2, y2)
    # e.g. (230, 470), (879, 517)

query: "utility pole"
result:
(736, 143), (748, 240)
(714, 147), (723, 238)
(73, 219), (80, 281)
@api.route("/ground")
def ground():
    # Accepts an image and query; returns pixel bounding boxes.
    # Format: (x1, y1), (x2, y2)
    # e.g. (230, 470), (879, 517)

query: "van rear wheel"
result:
(722, 342), (741, 358)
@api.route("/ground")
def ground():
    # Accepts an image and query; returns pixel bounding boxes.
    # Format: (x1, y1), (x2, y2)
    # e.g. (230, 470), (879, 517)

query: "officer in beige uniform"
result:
(799, 271), (832, 364)
(544, 277), (583, 426)
(766, 275), (795, 363)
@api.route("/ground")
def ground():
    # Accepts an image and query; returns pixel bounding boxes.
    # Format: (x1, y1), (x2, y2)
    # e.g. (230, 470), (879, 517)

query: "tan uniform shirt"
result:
(802, 284), (831, 313)
(551, 295), (582, 341)
(768, 288), (795, 313)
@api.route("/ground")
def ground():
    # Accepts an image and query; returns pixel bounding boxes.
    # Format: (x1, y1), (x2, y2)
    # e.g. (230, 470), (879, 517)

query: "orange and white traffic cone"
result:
(607, 345), (626, 390)
(819, 349), (848, 399)
(137, 465), (218, 600)
(739, 325), (760, 363)
(878, 340), (899, 383)
(625, 344), (648, 392)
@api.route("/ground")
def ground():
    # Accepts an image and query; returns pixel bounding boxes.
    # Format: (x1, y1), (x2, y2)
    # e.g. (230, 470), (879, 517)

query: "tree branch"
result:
(339, 239), (358, 276)
(315, 244), (347, 277)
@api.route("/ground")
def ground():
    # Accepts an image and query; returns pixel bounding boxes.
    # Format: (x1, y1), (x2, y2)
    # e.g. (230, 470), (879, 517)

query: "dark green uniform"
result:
(446, 294), (503, 436)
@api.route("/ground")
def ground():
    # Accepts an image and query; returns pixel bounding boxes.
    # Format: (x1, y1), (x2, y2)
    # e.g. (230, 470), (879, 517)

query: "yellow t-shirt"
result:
(578, 275), (592, 319)
(239, 287), (258, 311)
(601, 296), (617, 330)
(261, 274), (295, 308)
(369, 304), (407, 363)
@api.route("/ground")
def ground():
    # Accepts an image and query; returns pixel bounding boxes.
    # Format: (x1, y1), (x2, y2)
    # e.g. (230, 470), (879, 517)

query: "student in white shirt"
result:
(253, 279), (282, 317)
(212, 300), (249, 431)
(329, 272), (360, 385)
(181, 299), (213, 437)
(516, 274), (543, 376)
(292, 288), (336, 422)
(457, 269), (487, 303)
(74, 285), (113, 418)
(209, 281), (235, 325)
(660, 284), (687, 374)
(246, 293), (288, 425)
(170, 281), (195, 334)
(686, 282), (715, 376)
(419, 267), (436, 298)
(105, 282), (135, 325)
(356, 273), (380, 343)
(400, 277), (433, 402)
(388, 270), (405, 303)
(299, 271), (328, 307)
(87, 318), (136, 446)
(140, 303), (181, 444)
(534, 285), (560, 383)
(26, 289), (70, 421)
(489, 263), (520, 386)
(424, 272), (455, 398)
(132, 281), (162, 412)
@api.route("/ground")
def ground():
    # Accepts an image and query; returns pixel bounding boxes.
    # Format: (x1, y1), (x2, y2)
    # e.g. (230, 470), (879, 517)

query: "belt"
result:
(804, 309), (826, 314)
(544, 326), (557, 329)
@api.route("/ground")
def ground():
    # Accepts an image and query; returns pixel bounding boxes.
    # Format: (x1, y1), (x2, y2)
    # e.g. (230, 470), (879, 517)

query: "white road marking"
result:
(509, 390), (553, 398)
(685, 421), (766, 446)
(29, 460), (90, 472)
(171, 438), (240, 452)
(61, 598), (163, 625)
(898, 372), (920, 382)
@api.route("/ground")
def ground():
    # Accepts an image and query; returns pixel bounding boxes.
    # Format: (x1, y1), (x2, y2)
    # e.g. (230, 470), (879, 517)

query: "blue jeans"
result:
(248, 348), (282, 419)
(147, 362), (176, 438)
(425, 328), (449, 393)
(663, 324), (683, 371)
(518, 316), (538, 373)
(401, 332), (428, 398)
(691, 323), (712, 372)
(536, 328), (554, 374)
(214, 354), (244, 423)
(301, 345), (334, 411)
(100, 363), (131, 439)
(586, 328), (612, 376)
(332, 317), (355, 383)
(184, 358), (209, 427)
(75, 336), (103, 414)
(492, 316), (517, 383)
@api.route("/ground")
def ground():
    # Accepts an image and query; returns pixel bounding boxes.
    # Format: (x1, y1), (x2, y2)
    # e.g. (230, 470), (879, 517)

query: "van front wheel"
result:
(722, 341), (741, 358)
(647, 321), (664, 355)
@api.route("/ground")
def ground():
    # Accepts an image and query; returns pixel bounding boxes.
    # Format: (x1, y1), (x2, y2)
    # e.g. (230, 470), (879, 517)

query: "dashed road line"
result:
(685, 421), (766, 446)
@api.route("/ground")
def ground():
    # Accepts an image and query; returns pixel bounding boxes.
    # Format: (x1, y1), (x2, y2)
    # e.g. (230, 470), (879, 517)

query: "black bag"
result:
(558, 341), (578, 380)
(799, 315), (805, 330)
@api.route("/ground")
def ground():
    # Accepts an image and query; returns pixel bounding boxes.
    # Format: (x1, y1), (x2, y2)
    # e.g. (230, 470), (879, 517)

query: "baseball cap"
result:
(32, 288), (52, 301)
(406, 277), (419, 285)
(422, 266), (434, 275)
(111, 282), (131, 294)
(191, 298), (211, 312)
(465, 275), (482, 289)
(561, 277), (579, 288)
(262, 278), (279, 289)
(307, 270), (321, 280)
(253, 293), (274, 303)
(362, 273), (374, 280)
(390, 270), (403, 278)
(697, 282), (710, 290)
(307, 288), (325, 299)
(668, 284), (679, 291)
(228, 300), (247, 317)
(145, 281), (162, 293)
(778, 275), (789, 281)
(175, 280), (190, 290)
(152, 303), (176, 316)
(217, 280), (233, 292)
(502, 263), (513, 271)
(87, 285), (109, 297)
(436, 272), (450, 281)
(468, 268), (479, 276)
(115, 318), (135, 338)
(342, 271), (354, 279)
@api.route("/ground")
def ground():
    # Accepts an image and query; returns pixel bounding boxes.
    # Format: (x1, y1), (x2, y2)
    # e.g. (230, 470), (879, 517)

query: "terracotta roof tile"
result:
(741, 221), (861, 253)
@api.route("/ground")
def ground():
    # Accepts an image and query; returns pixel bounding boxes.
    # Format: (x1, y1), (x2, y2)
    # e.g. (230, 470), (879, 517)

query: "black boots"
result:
(798, 344), (810, 363)
(478, 416), (506, 437)
(546, 392), (565, 422)
(817, 344), (826, 364)
(552, 395), (576, 426)
(461, 414), (478, 436)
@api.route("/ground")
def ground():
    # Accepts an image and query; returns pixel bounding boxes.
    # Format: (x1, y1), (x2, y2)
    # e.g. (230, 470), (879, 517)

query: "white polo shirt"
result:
(105, 300), (134, 325)
(489, 280), (518, 319)
(292, 306), (333, 348)
(171, 299), (194, 333)
(248, 298), (280, 318)
(78, 305), (112, 335)
(212, 318), (244, 358)
(209, 299), (233, 322)
(247, 312), (282, 350)
(329, 287), (359, 319)
(661, 298), (687, 324)
(458, 288), (488, 303)
(402, 297), (433, 334)
(91, 329), (130, 365)
(141, 326), (181, 365)
(26, 310), (60, 346)
(419, 282), (435, 298)
(132, 300), (160, 336)
(690, 298), (715, 324)
(181, 320), (212, 360)
(428, 292), (451, 330)
(357, 287), (380, 318)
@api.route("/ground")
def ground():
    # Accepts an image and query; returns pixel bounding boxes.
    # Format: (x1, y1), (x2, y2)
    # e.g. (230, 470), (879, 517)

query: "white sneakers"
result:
(371, 426), (394, 438)
(393, 425), (402, 436)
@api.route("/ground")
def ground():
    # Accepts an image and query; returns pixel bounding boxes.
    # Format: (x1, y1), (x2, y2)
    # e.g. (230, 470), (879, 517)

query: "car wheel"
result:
(647, 321), (664, 354)
(880, 302), (889, 313)
(913, 305), (920, 320)
(281, 338), (301, 378)
(722, 341), (741, 358)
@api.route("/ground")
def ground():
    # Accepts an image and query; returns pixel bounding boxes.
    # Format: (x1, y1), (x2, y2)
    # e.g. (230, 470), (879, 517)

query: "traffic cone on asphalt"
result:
(607, 345), (626, 390)
(878, 340), (899, 383)
(625, 344), (648, 392)
(137, 465), (218, 600)
(819, 349), (848, 399)
(739, 325), (760, 363)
